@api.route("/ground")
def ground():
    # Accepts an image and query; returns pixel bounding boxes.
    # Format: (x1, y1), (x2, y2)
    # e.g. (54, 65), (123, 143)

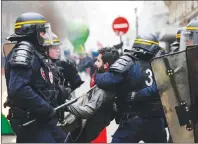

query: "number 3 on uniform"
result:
(145, 69), (153, 86)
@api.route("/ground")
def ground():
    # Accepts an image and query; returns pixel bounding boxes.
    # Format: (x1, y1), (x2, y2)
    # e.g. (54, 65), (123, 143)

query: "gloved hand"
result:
(35, 105), (56, 123)
(127, 92), (146, 102)
(47, 107), (56, 119)
(57, 112), (76, 126)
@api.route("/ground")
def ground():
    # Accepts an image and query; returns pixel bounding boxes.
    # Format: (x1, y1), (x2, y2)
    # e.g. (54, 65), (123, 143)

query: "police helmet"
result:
(180, 20), (198, 50)
(132, 33), (161, 57)
(170, 41), (179, 52)
(176, 27), (185, 43)
(169, 27), (185, 52)
(14, 12), (46, 35)
(8, 12), (54, 47)
(51, 32), (61, 46)
(46, 32), (63, 60)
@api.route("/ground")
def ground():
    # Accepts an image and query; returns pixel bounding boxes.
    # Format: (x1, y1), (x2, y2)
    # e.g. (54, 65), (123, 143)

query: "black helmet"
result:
(180, 20), (198, 50)
(170, 27), (185, 52)
(14, 12), (46, 36)
(170, 41), (179, 52)
(176, 27), (185, 43)
(8, 12), (54, 47)
(132, 33), (161, 58)
(186, 19), (198, 31)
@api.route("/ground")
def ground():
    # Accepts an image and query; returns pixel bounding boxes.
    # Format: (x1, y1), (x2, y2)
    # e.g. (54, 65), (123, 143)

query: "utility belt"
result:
(121, 112), (139, 120)
(120, 111), (163, 126)
(123, 107), (163, 118)
(117, 104), (163, 121)
(4, 98), (30, 121)
(7, 107), (32, 121)
(118, 113), (139, 127)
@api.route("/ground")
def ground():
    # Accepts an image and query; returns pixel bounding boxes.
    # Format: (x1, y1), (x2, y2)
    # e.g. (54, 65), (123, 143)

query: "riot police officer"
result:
(48, 32), (84, 125)
(4, 12), (66, 143)
(48, 32), (83, 94)
(170, 27), (185, 53)
(180, 19), (198, 50)
(94, 33), (167, 143)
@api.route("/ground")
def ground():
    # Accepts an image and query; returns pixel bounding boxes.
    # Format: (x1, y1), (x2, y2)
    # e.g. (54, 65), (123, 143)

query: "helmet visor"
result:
(48, 32), (64, 59)
(37, 23), (53, 46)
(51, 32), (62, 46)
(180, 30), (198, 51)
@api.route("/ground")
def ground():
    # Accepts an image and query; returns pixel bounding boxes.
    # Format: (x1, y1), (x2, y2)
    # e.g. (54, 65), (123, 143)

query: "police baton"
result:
(21, 98), (78, 127)
(21, 85), (97, 127)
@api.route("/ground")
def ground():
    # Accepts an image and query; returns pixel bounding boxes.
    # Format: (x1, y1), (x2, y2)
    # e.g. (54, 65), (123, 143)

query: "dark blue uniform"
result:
(5, 41), (66, 143)
(95, 54), (167, 143)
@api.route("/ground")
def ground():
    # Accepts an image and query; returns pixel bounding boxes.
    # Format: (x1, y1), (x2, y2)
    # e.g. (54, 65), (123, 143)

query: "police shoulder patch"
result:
(109, 55), (134, 73)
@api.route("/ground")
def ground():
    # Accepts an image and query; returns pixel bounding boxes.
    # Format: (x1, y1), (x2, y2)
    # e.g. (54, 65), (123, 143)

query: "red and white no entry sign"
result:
(112, 17), (129, 35)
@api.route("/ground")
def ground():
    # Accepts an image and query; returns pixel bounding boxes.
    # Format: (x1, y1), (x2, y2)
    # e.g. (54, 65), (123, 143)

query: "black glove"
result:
(113, 42), (123, 49)
(47, 107), (56, 119)
(35, 105), (56, 123)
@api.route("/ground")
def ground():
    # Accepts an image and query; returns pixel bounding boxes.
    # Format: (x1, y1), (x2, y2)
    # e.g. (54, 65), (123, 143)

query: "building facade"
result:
(164, 1), (198, 26)
(138, 1), (169, 35)
(159, 1), (198, 52)
(138, 1), (172, 52)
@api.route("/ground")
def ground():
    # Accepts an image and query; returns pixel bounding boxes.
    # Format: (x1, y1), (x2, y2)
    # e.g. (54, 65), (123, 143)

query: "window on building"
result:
(170, 7), (175, 24)
(174, 6), (177, 23)
(180, 3), (183, 16)
(188, 2), (191, 12)
(2, 14), (6, 28)
(194, 0), (198, 8)
(190, 1), (193, 8)
(186, 1), (190, 13)
(176, 4), (180, 22)
(182, 2), (186, 16)
(190, 1), (193, 11)
(179, 3), (183, 19)
(189, 1), (193, 12)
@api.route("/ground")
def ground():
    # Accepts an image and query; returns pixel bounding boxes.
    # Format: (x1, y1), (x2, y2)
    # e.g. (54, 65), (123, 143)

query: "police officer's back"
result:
(95, 33), (167, 142)
(4, 12), (66, 143)
(95, 34), (162, 103)
(126, 34), (165, 118)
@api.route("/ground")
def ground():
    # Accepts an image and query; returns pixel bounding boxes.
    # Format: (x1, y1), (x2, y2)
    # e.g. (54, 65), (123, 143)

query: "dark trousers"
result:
(10, 119), (67, 143)
(112, 115), (167, 143)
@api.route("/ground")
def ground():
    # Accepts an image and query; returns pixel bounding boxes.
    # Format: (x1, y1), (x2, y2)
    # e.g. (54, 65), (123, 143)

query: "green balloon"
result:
(1, 113), (14, 135)
(74, 44), (85, 54)
(67, 20), (89, 53)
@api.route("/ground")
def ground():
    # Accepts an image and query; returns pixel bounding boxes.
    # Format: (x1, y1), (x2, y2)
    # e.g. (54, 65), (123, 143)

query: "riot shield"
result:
(3, 43), (16, 57)
(151, 50), (194, 143)
(186, 45), (198, 142)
